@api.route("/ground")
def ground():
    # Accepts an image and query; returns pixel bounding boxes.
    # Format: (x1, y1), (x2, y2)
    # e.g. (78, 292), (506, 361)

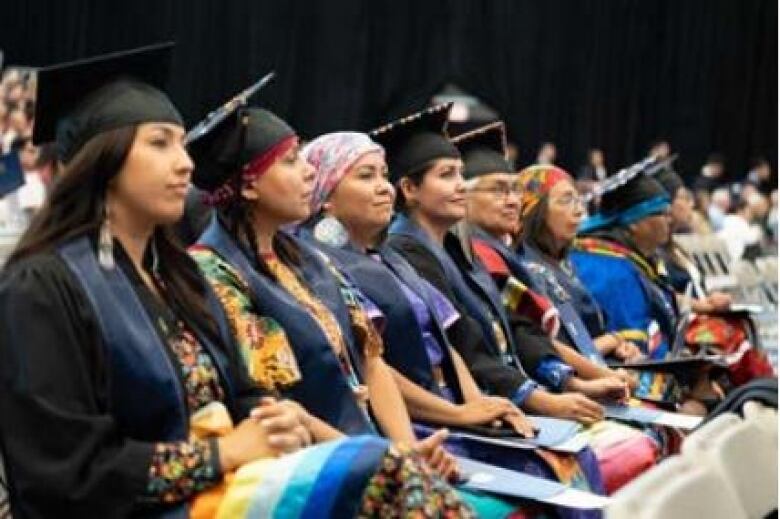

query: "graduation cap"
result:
(451, 121), (512, 179)
(185, 71), (275, 144)
(580, 156), (671, 233)
(188, 105), (295, 193)
(585, 155), (677, 203)
(32, 42), (183, 163)
(369, 102), (460, 184)
(599, 172), (668, 216)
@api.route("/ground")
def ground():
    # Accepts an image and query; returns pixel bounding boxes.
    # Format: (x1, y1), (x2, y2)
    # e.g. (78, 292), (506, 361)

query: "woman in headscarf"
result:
(453, 124), (669, 493)
(185, 104), (521, 515)
(370, 104), (611, 515)
(376, 106), (616, 425)
(300, 131), (538, 438)
(300, 130), (618, 517)
(0, 44), (348, 518)
(512, 164), (644, 363)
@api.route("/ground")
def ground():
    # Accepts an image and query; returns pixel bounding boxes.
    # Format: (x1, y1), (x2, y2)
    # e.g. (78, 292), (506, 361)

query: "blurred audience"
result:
(693, 153), (727, 195)
(575, 148), (607, 209)
(0, 67), (53, 228)
(0, 66), (775, 261)
(536, 141), (557, 165)
(577, 148), (608, 183)
(707, 187), (732, 232)
(746, 157), (774, 195)
(718, 194), (767, 261)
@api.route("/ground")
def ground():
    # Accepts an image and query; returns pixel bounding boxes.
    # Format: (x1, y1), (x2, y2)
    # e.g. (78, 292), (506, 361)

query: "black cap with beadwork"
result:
(451, 121), (512, 179)
(369, 102), (460, 184)
(188, 106), (295, 193)
(32, 42), (183, 163)
(579, 156), (671, 233)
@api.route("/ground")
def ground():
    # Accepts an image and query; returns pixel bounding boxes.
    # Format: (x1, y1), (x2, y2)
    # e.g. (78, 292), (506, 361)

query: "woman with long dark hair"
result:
(299, 130), (538, 439)
(0, 45), (473, 519)
(297, 130), (663, 510)
(0, 43), (307, 518)
(182, 104), (527, 517)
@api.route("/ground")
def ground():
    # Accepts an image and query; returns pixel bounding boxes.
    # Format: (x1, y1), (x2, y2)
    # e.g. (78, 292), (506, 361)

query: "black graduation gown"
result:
(386, 233), (553, 399)
(0, 244), (255, 518)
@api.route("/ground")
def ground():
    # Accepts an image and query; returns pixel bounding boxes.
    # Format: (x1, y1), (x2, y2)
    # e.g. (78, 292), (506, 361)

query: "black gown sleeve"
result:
(0, 254), (154, 518)
(386, 236), (531, 398)
(510, 316), (560, 377)
(485, 268), (563, 381)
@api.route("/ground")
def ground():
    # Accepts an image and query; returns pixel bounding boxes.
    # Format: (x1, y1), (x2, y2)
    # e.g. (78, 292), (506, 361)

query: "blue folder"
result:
(457, 456), (563, 500)
(603, 404), (662, 423)
(526, 416), (582, 447)
(443, 415), (582, 451)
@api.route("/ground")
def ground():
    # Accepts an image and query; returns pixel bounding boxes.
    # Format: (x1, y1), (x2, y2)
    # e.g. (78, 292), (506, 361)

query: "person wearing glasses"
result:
(0, 44), (313, 519)
(456, 125), (638, 373)
(510, 164), (644, 364)
(459, 126), (662, 493)
(374, 105), (611, 518)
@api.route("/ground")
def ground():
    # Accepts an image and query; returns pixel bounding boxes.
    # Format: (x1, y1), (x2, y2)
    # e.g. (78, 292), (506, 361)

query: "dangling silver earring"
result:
(98, 201), (115, 270)
(313, 215), (349, 248)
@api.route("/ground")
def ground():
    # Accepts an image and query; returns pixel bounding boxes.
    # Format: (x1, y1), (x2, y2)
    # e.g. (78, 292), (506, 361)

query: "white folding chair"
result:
(684, 412), (743, 443)
(742, 400), (778, 444)
(673, 234), (739, 292)
(755, 257), (778, 284)
(606, 455), (745, 519)
(683, 412), (778, 518)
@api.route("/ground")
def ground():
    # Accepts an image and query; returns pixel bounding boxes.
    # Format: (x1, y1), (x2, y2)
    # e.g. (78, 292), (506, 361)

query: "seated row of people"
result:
(0, 43), (769, 518)
(0, 44), (479, 519)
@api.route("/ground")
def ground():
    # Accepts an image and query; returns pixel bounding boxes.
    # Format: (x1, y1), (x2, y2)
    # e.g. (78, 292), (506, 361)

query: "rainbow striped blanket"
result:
(216, 436), (386, 518)
(206, 435), (524, 518)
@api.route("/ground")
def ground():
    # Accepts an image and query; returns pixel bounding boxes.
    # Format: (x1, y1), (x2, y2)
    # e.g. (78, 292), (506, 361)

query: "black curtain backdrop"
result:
(1, 0), (776, 182)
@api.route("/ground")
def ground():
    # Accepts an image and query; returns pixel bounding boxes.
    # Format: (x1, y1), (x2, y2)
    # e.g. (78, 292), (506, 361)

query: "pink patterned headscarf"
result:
(301, 132), (384, 215)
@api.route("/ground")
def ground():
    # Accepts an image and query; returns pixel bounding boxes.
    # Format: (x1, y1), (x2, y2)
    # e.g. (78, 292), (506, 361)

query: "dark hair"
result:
(649, 139), (669, 152)
(23, 99), (35, 121)
(519, 196), (569, 259)
(732, 198), (750, 215)
(706, 153), (726, 166)
(751, 156), (770, 170)
(10, 127), (134, 261)
(9, 135), (29, 152)
(393, 159), (438, 214)
(8, 126), (219, 339)
(215, 176), (301, 279)
(35, 143), (59, 170)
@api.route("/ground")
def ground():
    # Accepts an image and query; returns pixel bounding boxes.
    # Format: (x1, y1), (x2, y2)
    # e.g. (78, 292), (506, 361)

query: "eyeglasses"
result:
(549, 193), (586, 208)
(469, 184), (522, 199)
